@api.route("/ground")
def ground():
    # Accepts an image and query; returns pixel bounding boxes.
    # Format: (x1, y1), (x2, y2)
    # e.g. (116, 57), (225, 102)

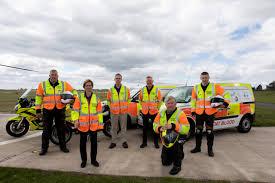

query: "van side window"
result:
(225, 87), (253, 103)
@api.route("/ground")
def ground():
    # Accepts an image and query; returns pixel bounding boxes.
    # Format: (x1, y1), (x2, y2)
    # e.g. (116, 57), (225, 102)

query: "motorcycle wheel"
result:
(6, 119), (29, 137)
(50, 123), (72, 145)
(103, 119), (112, 138)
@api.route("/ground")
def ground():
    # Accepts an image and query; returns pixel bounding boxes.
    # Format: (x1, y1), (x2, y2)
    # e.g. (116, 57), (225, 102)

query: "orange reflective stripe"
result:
(79, 121), (89, 126)
(43, 101), (62, 104)
(77, 92), (102, 132)
(109, 86), (129, 114)
(44, 94), (57, 97)
(141, 86), (159, 115)
(40, 80), (67, 110)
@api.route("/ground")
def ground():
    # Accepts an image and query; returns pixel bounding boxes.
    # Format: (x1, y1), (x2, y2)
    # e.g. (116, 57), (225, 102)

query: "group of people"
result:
(35, 69), (228, 175)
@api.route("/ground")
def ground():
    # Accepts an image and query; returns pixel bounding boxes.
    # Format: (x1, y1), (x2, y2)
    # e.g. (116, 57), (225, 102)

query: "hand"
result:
(74, 121), (79, 128)
(165, 124), (172, 130)
(36, 113), (42, 120)
(191, 112), (196, 119)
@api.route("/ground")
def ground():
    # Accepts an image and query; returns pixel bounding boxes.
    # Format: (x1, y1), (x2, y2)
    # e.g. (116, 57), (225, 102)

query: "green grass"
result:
(254, 105), (275, 127)
(254, 90), (275, 104)
(0, 89), (107, 113)
(0, 167), (236, 183)
(0, 89), (32, 113)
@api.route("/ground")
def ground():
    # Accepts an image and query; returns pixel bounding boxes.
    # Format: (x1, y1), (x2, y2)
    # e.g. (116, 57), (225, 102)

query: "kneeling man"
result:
(153, 96), (190, 175)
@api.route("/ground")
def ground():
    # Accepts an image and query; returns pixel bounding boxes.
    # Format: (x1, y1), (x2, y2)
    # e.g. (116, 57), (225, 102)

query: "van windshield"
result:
(130, 89), (140, 98)
(164, 87), (192, 103)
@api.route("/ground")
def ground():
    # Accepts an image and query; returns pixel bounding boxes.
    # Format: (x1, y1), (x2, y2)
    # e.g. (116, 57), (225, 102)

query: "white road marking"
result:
(0, 113), (16, 116)
(0, 132), (42, 146)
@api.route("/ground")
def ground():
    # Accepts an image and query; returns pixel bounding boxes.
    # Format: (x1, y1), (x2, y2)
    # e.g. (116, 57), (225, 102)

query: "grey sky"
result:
(0, 0), (275, 89)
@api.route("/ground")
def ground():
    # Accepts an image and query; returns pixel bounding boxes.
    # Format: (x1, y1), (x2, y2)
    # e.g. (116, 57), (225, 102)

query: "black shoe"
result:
(109, 143), (116, 149)
(154, 143), (160, 149)
(208, 148), (214, 157)
(190, 147), (201, 153)
(81, 161), (86, 168)
(39, 149), (47, 156)
(122, 142), (128, 148)
(91, 160), (99, 167)
(60, 147), (70, 153)
(140, 143), (147, 148)
(169, 166), (181, 175)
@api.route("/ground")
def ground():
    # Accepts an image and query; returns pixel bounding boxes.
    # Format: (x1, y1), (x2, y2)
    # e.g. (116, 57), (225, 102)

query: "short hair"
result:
(49, 69), (58, 74)
(115, 73), (122, 78)
(166, 96), (176, 103)
(201, 72), (209, 75)
(146, 76), (153, 79)
(83, 79), (94, 88)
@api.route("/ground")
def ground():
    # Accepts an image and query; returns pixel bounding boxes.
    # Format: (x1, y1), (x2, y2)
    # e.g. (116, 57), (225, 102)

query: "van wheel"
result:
(127, 115), (137, 129)
(127, 115), (132, 128)
(238, 116), (252, 133)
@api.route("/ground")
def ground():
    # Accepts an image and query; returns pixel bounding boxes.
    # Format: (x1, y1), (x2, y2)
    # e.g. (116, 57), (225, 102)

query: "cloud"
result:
(0, 0), (275, 89)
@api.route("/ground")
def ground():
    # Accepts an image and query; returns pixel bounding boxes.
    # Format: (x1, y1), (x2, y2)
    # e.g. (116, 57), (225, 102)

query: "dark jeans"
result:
(80, 131), (97, 163)
(161, 142), (184, 167)
(42, 108), (66, 150)
(142, 113), (159, 145)
(195, 113), (215, 149)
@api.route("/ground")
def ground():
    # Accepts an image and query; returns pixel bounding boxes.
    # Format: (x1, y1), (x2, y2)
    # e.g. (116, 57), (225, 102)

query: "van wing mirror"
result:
(131, 98), (139, 103)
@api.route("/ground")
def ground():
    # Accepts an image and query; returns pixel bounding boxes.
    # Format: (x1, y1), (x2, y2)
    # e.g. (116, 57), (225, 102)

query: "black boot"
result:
(109, 143), (116, 149)
(207, 130), (214, 157)
(39, 149), (47, 156)
(153, 133), (159, 149)
(208, 146), (214, 157)
(169, 166), (181, 175)
(60, 146), (69, 153)
(91, 160), (99, 167)
(190, 131), (202, 153)
(154, 143), (160, 149)
(122, 142), (128, 148)
(81, 161), (86, 168)
(190, 147), (201, 153)
(140, 143), (147, 148)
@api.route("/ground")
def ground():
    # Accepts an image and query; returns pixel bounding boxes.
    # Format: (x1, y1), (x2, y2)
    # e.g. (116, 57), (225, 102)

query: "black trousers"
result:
(42, 108), (66, 150)
(161, 142), (184, 167)
(80, 131), (97, 163)
(195, 113), (215, 149)
(142, 113), (159, 144)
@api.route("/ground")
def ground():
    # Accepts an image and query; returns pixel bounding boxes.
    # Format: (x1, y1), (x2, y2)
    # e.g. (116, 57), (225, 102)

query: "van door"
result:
(214, 87), (239, 129)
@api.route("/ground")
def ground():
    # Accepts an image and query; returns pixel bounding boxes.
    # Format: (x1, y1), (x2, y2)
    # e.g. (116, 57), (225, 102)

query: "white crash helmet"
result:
(210, 95), (225, 108)
(61, 91), (74, 104)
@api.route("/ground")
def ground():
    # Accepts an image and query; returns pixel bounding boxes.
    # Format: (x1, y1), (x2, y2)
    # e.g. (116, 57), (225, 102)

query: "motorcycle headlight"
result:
(15, 106), (18, 111)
